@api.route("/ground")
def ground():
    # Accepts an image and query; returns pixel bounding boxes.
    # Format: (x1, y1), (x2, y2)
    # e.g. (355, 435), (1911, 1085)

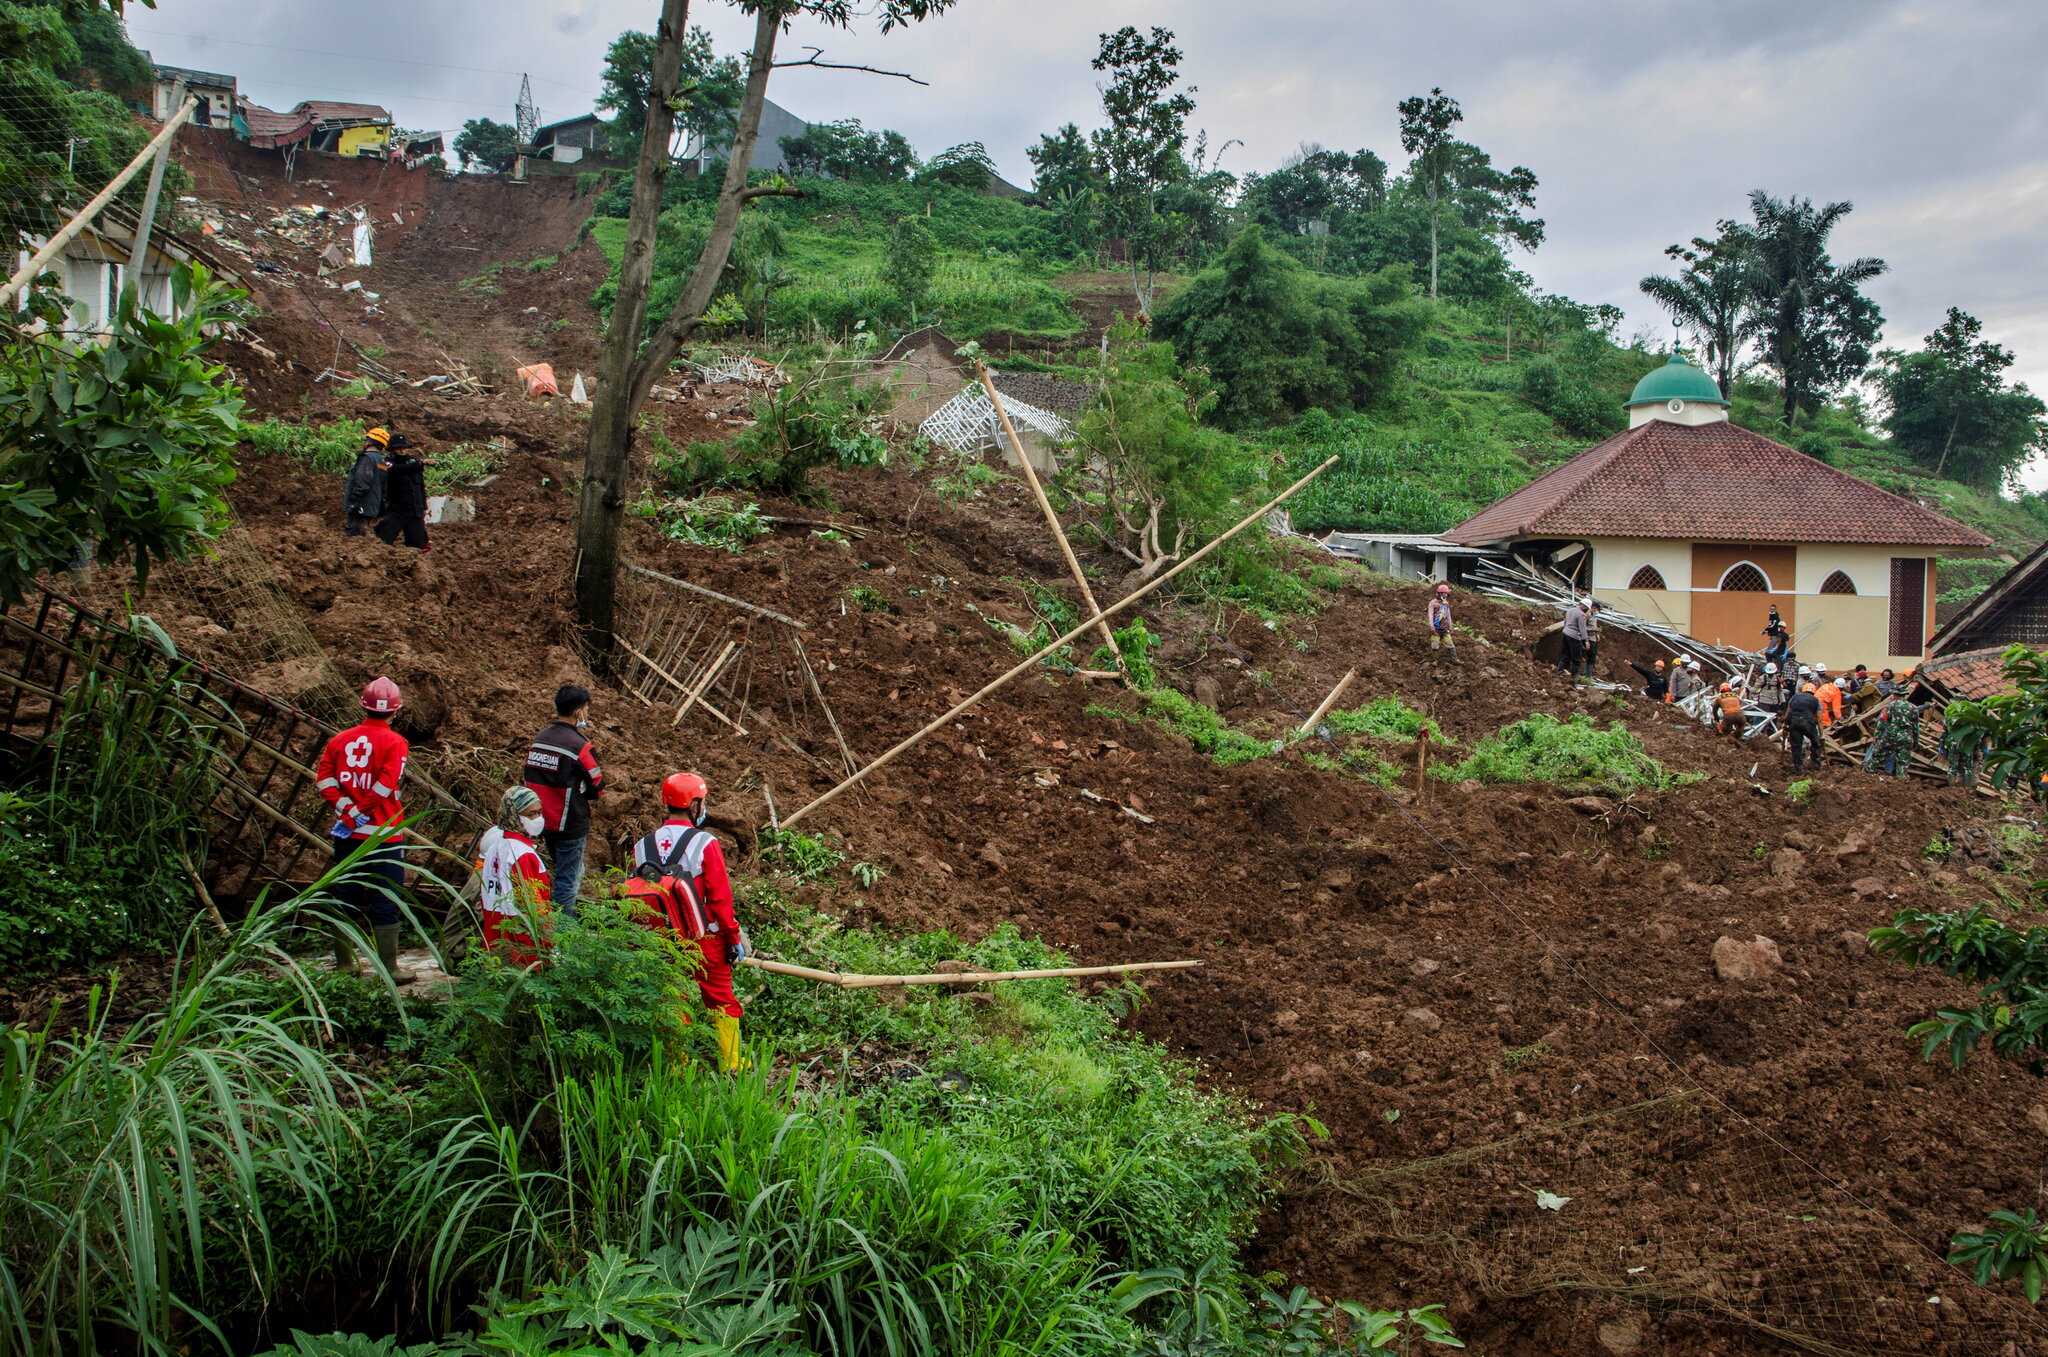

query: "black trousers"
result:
(344, 511), (374, 537)
(1788, 724), (1820, 773)
(375, 514), (429, 549)
(1558, 636), (1582, 673)
(329, 836), (406, 925)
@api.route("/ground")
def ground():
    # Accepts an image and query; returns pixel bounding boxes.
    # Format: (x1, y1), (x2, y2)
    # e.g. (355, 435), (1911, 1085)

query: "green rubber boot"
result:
(372, 923), (417, 985)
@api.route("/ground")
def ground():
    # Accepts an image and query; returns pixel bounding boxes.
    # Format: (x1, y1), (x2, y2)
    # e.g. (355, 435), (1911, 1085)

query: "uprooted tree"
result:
(574, 0), (957, 667)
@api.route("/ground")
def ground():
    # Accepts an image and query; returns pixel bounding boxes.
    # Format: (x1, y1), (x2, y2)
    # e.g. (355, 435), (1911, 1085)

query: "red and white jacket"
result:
(315, 720), (409, 837)
(477, 826), (552, 917)
(634, 817), (739, 936)
(523, 721), (605, 838)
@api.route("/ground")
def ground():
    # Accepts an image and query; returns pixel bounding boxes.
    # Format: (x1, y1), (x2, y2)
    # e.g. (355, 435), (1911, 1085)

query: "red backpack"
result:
(616, 827), (715, 940)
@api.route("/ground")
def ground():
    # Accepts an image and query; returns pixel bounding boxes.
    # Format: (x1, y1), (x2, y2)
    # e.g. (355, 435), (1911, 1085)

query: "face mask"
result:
(519, 814), (545, 836)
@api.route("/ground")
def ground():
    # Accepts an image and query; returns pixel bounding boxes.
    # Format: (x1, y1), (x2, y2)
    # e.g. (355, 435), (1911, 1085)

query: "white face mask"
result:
(519, 814), (545, 836)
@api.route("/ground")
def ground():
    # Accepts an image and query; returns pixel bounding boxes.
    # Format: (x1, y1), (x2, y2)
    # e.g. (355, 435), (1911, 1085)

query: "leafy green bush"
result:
(1326, 695), (1445, 742)
(0, 266), (243, 597)
(635, 492), (769, 551)
(421, 442), (505, 495)
(1093, 689), (1274, 767)
(1950, 1207), (2048, 1304)
(246, 417), (369, 475)
(656, 368), (888, 499)
(1439, 712), (1669, 792)
(1868, 904), (2048, 1071)
(0, 806), (188, 973)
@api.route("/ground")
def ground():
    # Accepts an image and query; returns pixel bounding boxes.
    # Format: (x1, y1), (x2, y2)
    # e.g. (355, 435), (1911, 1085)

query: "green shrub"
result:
(1093, 689), (1274, 767)
(1326, 695), (1445, 742)
(421, 442), (505, 495)
(635, 492), (769, 551)
(246, 417), (368, 475)
(1439, 711), (1669, 792)
(657, 368), (888, 499)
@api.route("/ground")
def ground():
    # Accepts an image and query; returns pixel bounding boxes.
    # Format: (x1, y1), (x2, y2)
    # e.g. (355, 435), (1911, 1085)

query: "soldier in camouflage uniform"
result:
(1863, 699), (1921, 779)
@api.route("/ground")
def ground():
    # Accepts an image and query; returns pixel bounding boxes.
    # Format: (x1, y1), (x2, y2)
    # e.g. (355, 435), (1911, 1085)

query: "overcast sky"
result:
(136, 0), (2048, 474)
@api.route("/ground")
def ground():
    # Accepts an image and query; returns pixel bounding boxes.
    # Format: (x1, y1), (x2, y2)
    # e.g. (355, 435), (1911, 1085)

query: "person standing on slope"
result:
(476, 785), (552, 966)
(314, 676), (413, 982)
(1427, 583), (1457, 658)
(1559, 600), (1589, 677)
(626, 772), (750, 1072)
(523, 684), (605, 914)
(1629, 657), (1668, 701)
(374, 434), (432, 551)
(1785, 682), (1824, 775)
(343, 427), (392, 537)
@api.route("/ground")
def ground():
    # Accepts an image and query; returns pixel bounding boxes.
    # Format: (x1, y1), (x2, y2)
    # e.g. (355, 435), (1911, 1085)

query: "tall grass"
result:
(244, 418), (368, 475)
(0, 905), (375, 1357)
(410, 1059), (1127, 1355)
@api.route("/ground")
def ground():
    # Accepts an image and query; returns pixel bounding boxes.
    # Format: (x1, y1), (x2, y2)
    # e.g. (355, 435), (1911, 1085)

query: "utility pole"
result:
(126, 83), (186, 284)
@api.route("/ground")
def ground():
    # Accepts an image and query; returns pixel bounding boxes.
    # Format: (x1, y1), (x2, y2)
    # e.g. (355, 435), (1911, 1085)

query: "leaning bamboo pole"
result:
(1298, 669), (1357, 734)
(0, 97), (197, 309)
(741, 956), (1198, 988)
(974, 360), (1123, 677)
(780, 456), (1338, 829)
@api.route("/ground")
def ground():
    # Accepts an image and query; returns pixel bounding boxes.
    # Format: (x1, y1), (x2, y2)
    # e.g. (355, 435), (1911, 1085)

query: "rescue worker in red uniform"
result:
(476, 785), (552, 967)
(314, 677), (413, 981)
(628, 772), (750, 1071)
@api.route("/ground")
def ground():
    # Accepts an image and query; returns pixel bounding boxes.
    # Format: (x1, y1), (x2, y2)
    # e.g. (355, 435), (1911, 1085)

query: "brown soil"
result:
(47, 146), (2048, 1355)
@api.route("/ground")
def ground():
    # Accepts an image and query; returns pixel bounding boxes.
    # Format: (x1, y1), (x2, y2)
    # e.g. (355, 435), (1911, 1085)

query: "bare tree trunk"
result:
(1933, 407), (1963, 478)
(1427, 191), (1439, 303)
(574, 5), (798, 666)
(574, 0), (691, 665)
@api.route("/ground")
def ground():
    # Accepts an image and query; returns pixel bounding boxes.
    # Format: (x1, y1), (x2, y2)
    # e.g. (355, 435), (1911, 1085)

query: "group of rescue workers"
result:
(1426, 588), (1974, 783)
(313, 676), (752, 1072)
(343, 426), (435, 551)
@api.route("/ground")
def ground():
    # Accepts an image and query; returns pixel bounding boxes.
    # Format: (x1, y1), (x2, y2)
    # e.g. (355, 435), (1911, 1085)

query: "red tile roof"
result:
(1921, 646), (2027, 701)
(239, 100), (388, 149)
(1443, 419), (1989, 549)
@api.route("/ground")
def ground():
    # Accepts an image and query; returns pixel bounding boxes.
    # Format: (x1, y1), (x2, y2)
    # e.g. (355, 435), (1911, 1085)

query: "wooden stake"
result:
(181, 853), (231, 935)
(673, 639), (738, 727)
(975, 360), (1125, 678)
(0, 97), (197, 309)
(741, 955), (1199, 988)
(1415, 727), (1431, 796)
(1298, 669), (1358, 734)
(780, 456), (1337, 830)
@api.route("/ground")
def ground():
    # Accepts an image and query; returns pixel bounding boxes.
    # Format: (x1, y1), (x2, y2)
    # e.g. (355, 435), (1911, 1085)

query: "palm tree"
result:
(1741, 191), (1887, 425)
(1639, 223), (1754, 397)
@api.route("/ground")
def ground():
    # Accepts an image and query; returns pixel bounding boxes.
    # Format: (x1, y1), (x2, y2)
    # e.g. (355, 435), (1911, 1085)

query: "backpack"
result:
(617, 826), (715, 940)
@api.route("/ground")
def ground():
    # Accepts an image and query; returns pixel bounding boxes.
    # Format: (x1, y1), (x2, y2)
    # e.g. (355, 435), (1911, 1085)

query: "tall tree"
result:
(1089, 25), (1195, 318)
(1240, 144), (1387, 237)
(1395, 87), (1461, 302)
(595, 24), (742, 158)
(1878, 308), (2048, 490)
(881, 214), (935, 324)
(1443, 140), (1541, 252)
(1741, 190), (1886, 424)
(454, 118), (518, 173)
(778, 117), (915, 181)
(576, 0), (957, 663)
(1639, 220), (1756, 396)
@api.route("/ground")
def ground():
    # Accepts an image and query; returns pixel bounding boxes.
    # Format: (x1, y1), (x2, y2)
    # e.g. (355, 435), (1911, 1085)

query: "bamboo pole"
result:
(0, 97), (197, 309)
(1415, 728), (1431, 796)
(673, 639), (738, 727)
(741, 956), (1199, 988)
(615, 636), (746, 733)
(974, 359), (1123, 677)
(126, 82), (184, 276)
(1298, 669), (1357, 734)
(780, 456), (1338, 830)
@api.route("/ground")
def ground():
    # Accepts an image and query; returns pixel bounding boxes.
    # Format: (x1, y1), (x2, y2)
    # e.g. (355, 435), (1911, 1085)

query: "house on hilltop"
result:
(1442, 353), (1990, 669)
(144, 58), (236, 128)
(239, 99), (393, 158)
(533, 115), (608, 164)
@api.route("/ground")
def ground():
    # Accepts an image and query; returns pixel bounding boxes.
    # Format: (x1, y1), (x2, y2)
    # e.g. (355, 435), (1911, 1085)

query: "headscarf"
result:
(499, 785), (542, 832)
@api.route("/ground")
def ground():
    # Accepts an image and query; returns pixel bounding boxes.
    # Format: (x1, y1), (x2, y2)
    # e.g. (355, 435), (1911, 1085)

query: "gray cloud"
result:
(137, 0), (2048, 472)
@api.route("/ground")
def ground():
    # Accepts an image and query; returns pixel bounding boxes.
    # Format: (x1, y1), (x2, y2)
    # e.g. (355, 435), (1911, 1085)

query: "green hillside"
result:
(577, 179), (2044, 606)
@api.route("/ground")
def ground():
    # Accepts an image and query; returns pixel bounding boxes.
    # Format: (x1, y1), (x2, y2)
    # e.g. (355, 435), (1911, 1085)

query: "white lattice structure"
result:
(687, 354), (785, 387)
(918, 387), (1072, 456)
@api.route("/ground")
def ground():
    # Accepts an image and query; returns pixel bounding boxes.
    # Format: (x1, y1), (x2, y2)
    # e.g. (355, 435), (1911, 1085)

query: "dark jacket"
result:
(344, 447), (388, 518)
(523, 721), (605, 839)
(1786, 692), (1822, 731)
(383, 451), (428, 519)
(1629, 662), (1668, 700)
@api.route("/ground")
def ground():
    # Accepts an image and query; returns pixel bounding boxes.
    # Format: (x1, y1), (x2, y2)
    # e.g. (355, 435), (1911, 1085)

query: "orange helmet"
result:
(361, 676), (403, 713)
(662, 772), (708, 810)
(1719, 683), (1732, 693)
(365, 426), (392, 447)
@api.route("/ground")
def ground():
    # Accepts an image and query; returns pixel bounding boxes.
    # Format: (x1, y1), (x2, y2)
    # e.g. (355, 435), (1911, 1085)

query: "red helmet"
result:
(361, 676), (403, 714)
(1436, 583), (1451, 593)
(662, 772), (708, 810)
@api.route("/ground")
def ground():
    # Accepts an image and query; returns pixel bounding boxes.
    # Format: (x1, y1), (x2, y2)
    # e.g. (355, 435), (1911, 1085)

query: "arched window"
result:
(1628, 565), (1668, 591)
(1719, 562), (1771, 592)
(1820, 569), (1857, 595)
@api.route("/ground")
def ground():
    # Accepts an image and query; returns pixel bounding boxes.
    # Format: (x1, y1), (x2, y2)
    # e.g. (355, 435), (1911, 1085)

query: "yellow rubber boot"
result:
(713, 1013), (750, 1072)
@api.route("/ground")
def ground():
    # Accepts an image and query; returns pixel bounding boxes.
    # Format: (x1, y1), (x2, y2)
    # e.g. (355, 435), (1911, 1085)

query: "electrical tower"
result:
(515, 74), (539, 147)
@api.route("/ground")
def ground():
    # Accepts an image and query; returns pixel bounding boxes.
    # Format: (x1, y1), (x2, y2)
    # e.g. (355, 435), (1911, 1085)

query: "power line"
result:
(127, 28), (602, 101)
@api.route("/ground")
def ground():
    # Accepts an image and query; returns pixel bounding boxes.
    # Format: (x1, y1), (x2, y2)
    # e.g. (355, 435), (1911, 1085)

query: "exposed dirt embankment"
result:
(46, 140), (2043, 1354)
